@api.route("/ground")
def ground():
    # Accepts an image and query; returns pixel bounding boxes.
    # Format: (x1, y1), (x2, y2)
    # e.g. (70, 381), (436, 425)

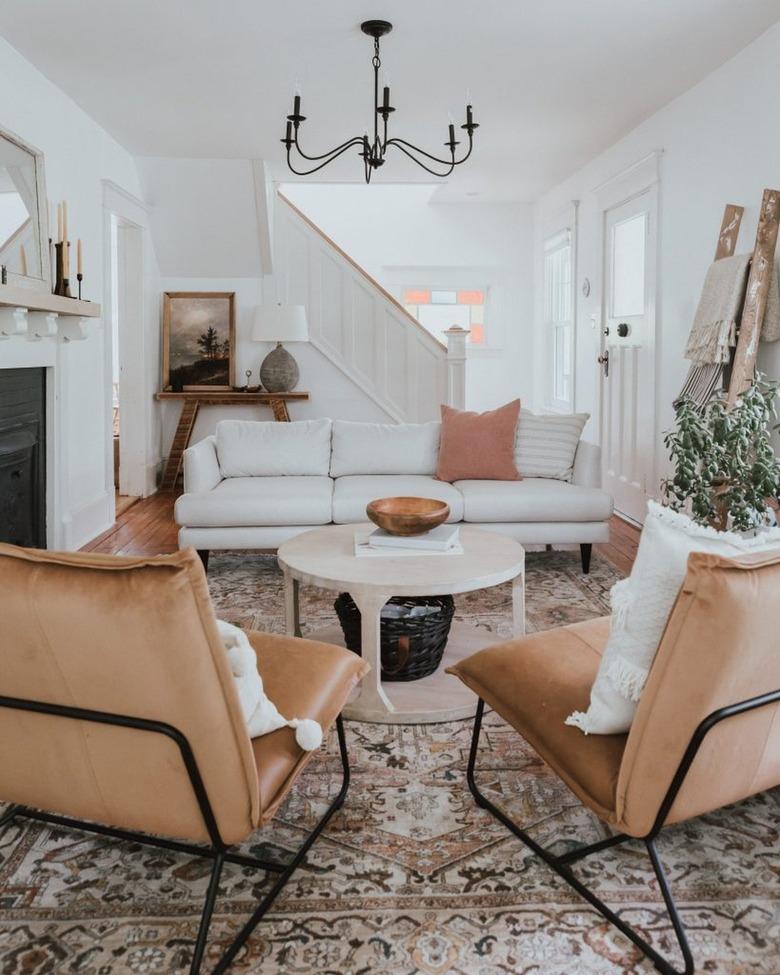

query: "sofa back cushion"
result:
(330, 420), (441, 476)
(216, 419), (332, 477)
(515, 409), (589, 481)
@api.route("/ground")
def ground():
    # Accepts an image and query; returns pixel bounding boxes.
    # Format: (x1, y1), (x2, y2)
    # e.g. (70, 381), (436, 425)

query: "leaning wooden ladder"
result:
(679, 188), (780, 406)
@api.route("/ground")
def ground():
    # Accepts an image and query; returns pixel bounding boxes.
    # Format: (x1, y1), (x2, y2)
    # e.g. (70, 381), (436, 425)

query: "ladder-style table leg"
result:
(160, 398), (200, 492)
(269, 397), (291, 422)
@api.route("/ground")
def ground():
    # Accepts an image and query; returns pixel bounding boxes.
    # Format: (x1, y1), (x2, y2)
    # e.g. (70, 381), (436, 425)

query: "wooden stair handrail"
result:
(276, 191), (447, 352)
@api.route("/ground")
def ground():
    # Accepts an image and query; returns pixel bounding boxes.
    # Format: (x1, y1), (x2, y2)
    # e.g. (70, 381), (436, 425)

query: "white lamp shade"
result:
(252, 304), (309, 343)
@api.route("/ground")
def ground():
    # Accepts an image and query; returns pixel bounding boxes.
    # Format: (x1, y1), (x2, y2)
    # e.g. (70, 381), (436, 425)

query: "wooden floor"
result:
(82, 492), (640, 572)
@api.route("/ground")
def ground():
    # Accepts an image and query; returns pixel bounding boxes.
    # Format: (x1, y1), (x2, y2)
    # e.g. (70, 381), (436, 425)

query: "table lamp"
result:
(252, 304), (309, 392)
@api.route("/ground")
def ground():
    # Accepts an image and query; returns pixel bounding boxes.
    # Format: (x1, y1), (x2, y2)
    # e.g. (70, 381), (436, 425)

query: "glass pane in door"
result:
(611, 212), (646, 317)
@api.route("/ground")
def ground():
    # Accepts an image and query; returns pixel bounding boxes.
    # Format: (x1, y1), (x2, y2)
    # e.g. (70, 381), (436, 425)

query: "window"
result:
(402, 288), (487, 346)
(543, 229), (573, 410)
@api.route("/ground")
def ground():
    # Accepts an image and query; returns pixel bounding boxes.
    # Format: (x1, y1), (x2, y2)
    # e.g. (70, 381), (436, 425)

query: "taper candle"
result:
(77, 239), (83, 276)
(57, 203), (62, 243)
(62, 201), (68, 244)
(20, 244), (27, 276)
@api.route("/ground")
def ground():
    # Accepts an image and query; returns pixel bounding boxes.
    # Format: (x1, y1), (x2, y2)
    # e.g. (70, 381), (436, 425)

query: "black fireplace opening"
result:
(0, 368), (46, 548)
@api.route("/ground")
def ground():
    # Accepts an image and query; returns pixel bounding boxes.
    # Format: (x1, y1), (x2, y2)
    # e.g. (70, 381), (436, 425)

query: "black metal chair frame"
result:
(466, 689), (780, 975)
(0, 694), (351, 974)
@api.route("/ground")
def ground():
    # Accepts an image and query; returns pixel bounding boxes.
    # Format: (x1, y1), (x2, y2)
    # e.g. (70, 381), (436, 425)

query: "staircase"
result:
(274, 192), (466, 421)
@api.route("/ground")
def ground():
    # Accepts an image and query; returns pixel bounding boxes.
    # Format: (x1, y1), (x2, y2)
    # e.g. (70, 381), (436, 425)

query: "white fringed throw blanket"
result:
(684, 253), (780, 365)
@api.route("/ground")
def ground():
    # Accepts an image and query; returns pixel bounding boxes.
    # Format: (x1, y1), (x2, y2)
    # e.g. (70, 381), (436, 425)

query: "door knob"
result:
(597, 351), (609, 377)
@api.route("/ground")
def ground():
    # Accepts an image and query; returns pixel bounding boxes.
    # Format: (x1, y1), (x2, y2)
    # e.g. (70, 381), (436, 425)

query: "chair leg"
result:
(0, 716), (351, 975)
(190, 852), (225, 975)
(646, 839), (695, 975)
(466, 698), (694, 975)
(212, 715), (351, 973)
(580, 543), (592, 573)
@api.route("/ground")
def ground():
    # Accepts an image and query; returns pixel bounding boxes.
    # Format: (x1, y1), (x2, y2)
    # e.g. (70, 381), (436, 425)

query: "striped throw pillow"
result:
(514, 410), (589, 480)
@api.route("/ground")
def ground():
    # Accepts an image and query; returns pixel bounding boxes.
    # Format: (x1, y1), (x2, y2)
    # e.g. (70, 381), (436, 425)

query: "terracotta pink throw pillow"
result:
(436, 400), (522, 482)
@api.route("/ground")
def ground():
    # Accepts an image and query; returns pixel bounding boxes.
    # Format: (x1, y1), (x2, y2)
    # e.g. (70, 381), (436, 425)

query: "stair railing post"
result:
(444, 326), (469, 409)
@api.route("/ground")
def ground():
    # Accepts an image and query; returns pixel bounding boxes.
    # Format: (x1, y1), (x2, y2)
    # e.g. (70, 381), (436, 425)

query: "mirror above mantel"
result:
(0, 125), (50, 294)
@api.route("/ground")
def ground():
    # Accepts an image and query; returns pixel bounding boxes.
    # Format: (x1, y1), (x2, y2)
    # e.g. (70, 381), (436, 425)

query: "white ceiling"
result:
(1, 0), (778, 201)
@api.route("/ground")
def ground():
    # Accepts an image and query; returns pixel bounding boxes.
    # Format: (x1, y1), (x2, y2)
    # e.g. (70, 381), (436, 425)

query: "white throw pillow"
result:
(216, 620), (322, 750)
(216, 418), (332, 477)
(330, 420), (441, 476)
(515, 410), (589, 480)
(566, 501), (780, 735)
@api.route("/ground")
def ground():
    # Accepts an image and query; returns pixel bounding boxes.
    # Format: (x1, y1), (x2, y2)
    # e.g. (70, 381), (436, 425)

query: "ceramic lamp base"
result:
(260, 342), (299, 393)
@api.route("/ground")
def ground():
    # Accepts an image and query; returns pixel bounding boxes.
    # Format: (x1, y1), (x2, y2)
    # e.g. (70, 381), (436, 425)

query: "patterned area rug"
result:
(1, 550), (778, 974)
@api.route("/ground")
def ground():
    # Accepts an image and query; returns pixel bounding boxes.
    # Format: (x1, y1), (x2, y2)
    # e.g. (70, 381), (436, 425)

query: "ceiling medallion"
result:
(281, 20), (479, 183)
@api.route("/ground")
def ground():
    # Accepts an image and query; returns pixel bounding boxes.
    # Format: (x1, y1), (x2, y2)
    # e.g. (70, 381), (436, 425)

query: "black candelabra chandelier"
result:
(282, 20), (478, 183)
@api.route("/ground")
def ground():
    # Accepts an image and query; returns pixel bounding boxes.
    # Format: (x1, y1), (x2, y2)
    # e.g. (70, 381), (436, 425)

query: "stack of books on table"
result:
(355, 524), (463, 557)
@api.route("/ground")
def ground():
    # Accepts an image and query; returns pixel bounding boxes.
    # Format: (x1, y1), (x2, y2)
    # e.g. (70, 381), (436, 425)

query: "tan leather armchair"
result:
(0, 543), (368, 974)
(448, 548), (780, 975)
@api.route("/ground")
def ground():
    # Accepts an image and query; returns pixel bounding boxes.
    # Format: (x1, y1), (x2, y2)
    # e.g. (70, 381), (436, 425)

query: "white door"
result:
(600, 190), (657, 524)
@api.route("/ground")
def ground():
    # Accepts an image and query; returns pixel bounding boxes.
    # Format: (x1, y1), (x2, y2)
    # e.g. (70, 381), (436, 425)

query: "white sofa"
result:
(175, 418), (613, 572)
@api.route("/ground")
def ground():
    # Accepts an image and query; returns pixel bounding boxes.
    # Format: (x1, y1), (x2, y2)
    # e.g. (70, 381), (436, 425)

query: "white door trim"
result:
(592, 150), (663, 211)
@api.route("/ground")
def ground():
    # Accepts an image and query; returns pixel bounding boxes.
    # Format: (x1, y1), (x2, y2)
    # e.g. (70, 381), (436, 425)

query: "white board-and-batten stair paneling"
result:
(275, 193), (464, 422)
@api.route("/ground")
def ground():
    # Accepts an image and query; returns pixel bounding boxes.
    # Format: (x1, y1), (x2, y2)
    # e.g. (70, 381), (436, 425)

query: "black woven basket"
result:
(334, 593), (455, 682)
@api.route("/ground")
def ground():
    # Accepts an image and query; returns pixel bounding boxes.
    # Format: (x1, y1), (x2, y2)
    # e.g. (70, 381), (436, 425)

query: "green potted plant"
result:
(663, 373), (780, 532)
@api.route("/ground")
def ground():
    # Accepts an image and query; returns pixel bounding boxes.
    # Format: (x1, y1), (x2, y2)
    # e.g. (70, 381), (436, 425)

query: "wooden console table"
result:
(156, 390), (309, 492)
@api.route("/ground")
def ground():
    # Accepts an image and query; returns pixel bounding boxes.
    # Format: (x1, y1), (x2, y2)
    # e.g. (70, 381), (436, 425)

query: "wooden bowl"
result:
(366, 496), (450, 536)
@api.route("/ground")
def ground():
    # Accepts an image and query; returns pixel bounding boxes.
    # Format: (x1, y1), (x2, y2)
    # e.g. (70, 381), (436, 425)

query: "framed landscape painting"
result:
(162, 292), (235, 390)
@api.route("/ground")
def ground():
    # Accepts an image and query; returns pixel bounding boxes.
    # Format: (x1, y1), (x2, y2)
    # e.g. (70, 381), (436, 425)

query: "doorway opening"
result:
(107, 211), (145, 512)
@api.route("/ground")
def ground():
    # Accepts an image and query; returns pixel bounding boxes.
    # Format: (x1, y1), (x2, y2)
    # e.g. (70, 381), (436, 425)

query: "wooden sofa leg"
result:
(580, 544), (592, 574)
(197, 550), (209, 573)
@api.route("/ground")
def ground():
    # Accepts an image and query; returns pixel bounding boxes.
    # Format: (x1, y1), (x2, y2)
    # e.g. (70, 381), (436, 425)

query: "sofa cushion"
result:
(332, 475), (464, 524)
(515, 410), (589, 481)
(330, 420), (441, 477)
(175, 476), (333, 527)
(216, 419), (332, 477)
(455, 478), (613, 523)
(437, 400), (521, 482)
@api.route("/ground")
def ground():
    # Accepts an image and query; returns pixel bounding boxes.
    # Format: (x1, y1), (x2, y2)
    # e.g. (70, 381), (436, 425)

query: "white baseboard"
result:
(145, 460), (161, 496)
(65, 491), (113, 551)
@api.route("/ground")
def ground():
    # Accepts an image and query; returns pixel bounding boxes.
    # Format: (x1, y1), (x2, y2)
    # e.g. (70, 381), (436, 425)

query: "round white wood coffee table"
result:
(277, 524), (525, 724)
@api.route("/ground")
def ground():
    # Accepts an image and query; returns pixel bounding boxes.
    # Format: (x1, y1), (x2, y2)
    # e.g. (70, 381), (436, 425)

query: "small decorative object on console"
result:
(252, 304), (309, 392)
(366, 496), (450, 536)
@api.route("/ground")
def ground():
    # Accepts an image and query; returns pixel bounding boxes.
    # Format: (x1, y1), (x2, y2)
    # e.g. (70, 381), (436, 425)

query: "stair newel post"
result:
(444, 326), (469, 409)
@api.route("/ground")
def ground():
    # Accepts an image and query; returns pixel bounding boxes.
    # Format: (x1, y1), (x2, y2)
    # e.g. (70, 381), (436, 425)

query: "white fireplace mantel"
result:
(0, 283), (100, 319)
(0, 294), (103, 549)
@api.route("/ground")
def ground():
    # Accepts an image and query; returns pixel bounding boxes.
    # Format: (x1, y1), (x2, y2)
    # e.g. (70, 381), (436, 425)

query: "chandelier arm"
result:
(385, 133), (473, 167)
(286, 140), (366, 176)
(291, 133), (365, 162)
(386, 140), (456, 178)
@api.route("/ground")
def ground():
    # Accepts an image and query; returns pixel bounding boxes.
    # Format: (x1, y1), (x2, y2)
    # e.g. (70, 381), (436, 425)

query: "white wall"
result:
(534, 21), (780, 479)
(158, 276), (391, 453)
(0, 36), (148, 547)
(281, 183), (534, 411)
